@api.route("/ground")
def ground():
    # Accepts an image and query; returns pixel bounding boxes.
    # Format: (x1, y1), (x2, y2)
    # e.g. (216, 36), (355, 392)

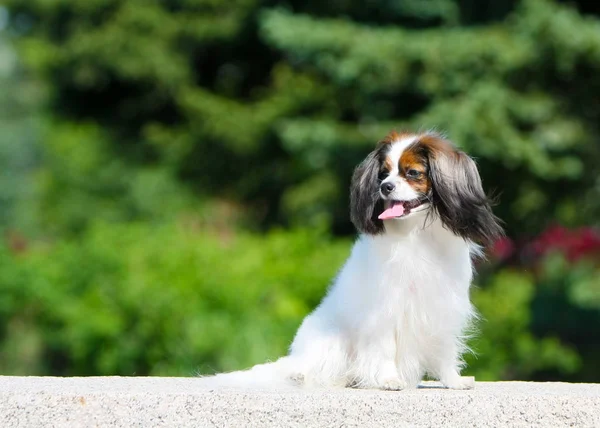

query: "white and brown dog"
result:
(200, 131), (503, 390)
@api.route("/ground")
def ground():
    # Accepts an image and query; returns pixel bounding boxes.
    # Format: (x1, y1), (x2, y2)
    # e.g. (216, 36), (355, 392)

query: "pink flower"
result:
(528, 225), (600, 262)
(491, 236), (515, 261)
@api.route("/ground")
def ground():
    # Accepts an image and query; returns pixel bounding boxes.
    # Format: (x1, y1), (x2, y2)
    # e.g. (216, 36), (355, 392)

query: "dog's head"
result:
(350, 131), (503, 245)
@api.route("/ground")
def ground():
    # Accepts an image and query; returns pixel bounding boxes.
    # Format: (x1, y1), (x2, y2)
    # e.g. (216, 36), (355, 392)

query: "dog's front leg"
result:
(426, 337), (475, 390)
(351, 332), (407, 391)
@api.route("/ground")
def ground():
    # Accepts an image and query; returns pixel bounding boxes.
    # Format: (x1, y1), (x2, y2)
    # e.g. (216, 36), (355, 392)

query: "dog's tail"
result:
(197, 357), (299, 389)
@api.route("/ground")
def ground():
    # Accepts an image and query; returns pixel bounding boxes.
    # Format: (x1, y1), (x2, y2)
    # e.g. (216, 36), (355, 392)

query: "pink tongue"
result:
(378, 202), (405, 220)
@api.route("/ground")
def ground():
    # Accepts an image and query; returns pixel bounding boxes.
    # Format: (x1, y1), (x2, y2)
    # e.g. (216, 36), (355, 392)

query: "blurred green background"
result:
(0, 0), (599, 382)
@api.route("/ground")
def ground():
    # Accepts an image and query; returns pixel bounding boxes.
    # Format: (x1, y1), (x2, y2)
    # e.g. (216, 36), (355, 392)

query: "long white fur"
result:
(200, 137), (478, 390)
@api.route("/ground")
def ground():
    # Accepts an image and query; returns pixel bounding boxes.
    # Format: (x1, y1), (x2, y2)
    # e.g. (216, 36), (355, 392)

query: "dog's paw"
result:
(288, 372), (305, 385)
(377, 378), (408, 391)
(443, 376), (475, 390)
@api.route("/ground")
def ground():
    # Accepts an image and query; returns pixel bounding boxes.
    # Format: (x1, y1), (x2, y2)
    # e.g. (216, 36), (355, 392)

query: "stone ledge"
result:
(1, 376), (599, 427)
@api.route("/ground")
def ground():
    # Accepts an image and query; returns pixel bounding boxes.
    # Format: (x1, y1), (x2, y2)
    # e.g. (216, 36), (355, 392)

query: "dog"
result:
(199, 131), (503, 390)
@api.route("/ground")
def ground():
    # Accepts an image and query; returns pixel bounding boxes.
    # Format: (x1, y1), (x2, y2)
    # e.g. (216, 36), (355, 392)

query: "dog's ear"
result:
(424, 136), (503, 246)
(350, 148), (385, 235)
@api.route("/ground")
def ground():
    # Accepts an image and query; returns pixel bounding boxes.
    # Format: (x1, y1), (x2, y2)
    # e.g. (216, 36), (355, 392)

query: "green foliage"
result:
(31, 121), (197, 235)
(0, 221), (579, 380)
(8, 0), (599, 236)
(0, 222), (348, 375)
(0, 36), (44, 231)
(0, 222), (349, 375)
(468, 269), (580, 380)
(260, 0), (600, 234)
(530, 251), (600, 381)
(2, 0), (600, 381)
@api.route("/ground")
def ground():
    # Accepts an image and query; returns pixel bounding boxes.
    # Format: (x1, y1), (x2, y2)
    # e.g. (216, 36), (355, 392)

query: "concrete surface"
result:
(1, 377), (599, 427)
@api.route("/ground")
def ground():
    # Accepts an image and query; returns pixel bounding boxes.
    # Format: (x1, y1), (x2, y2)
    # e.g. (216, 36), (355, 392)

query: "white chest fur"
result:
(287, 217), (477, 390)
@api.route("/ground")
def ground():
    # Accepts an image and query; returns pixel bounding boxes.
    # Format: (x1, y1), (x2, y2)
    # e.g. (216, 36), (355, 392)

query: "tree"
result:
(6, 0), (598, 236)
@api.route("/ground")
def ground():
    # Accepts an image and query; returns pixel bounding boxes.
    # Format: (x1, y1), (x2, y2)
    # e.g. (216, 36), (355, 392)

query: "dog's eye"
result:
(406, 169), (422, 179)
(378, 171), (389, 180)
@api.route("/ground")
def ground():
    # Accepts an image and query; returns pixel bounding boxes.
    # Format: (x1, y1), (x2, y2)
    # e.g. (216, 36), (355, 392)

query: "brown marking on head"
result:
(380, 130), (414, 145)
(399, 143), (431, 195)
(383, 156), (394, 173)
(415, 133), (460, 161)
(410, 132), (504, 245)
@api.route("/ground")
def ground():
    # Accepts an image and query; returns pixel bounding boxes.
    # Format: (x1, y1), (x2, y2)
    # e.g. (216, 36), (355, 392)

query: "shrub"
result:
(0, 221), (349, 376)
(0, 220), (583, 380)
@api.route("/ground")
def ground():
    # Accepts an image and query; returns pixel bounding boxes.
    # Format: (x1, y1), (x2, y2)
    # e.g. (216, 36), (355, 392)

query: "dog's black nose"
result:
(380, 182), (395, 196)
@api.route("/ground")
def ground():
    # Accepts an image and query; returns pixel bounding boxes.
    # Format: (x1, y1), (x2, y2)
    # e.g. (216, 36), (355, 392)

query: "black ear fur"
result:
(428, 147), (503, 246)
(350, 148), (385, 235)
